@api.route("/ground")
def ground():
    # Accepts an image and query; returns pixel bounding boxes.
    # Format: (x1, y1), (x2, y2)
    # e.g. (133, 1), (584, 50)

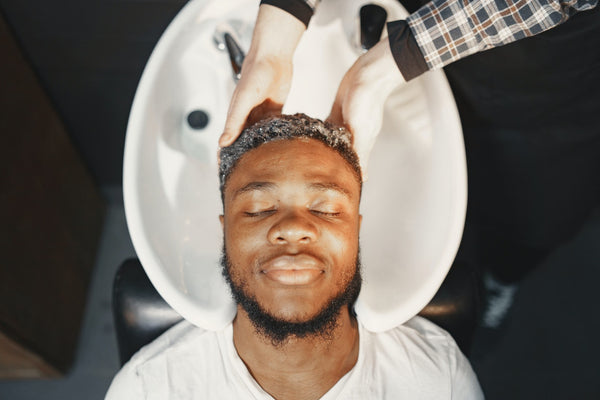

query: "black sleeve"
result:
(260, 0), (314, 27)
(386, 20), (429, 81)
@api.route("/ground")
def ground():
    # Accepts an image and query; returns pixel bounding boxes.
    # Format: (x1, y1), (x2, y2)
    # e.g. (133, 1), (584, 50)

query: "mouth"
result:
(260, 254), (324, 286)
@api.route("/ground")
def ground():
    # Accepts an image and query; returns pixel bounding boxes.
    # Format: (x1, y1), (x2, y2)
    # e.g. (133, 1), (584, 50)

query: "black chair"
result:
(112, 258), (184, 365)
(113, 258), (481, 365)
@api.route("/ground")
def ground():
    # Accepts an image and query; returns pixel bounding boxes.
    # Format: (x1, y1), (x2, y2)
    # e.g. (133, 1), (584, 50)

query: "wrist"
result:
(354, 38), (405, 87)
(249, 4), (306, 60)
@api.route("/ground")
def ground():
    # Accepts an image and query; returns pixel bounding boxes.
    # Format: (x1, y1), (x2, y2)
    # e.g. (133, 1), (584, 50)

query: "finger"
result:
(220, 113), (249, 147)
(220, 88), (262, 147)
(351, 143), (368, 180)
(326, 88), (345, 128)
(326, 102), (344, 128)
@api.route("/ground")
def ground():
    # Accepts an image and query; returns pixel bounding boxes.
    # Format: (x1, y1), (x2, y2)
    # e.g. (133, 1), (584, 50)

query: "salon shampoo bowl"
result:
(123, 0), (466, 333)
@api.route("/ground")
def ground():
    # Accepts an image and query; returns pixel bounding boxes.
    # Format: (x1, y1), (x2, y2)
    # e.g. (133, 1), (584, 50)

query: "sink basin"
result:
(123, 0), (466, 332)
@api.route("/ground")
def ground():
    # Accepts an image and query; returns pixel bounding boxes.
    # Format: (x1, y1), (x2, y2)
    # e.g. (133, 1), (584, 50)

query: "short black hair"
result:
(219, 113), (362, 199)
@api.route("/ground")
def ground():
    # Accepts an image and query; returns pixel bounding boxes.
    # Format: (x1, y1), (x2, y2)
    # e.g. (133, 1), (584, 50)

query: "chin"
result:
(258, 291), (327, 322)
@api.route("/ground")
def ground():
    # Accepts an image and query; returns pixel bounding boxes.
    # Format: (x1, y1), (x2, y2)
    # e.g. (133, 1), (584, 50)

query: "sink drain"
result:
(187, 110), (210, 130)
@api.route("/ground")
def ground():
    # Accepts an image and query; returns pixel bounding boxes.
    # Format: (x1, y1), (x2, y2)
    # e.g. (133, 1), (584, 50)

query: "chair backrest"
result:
(113, 258), (480, 365)
(112, 258), (183, 365)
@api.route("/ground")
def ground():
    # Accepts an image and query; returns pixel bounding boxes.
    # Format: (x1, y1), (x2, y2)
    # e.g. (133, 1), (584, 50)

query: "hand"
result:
(219, 5), (306, 147)
(327, 39), (405, 177)
(220, 55), (291, 146)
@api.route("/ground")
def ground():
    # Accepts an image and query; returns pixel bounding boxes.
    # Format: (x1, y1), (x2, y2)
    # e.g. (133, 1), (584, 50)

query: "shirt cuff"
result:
(260, 0), (314, 27)
(387, 20), (429, 81)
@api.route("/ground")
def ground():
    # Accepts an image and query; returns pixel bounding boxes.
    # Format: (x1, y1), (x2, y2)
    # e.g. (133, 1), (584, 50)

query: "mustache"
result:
(221, 240), (328, 272)
(255, 248), (327, 269)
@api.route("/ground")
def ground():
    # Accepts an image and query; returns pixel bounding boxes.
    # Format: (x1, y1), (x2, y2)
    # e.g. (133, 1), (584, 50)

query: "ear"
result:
(219, 215), (224, 230)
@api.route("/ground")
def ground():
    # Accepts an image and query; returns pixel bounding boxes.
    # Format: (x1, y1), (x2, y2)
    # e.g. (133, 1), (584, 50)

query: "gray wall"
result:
(0, 0), (188, 187)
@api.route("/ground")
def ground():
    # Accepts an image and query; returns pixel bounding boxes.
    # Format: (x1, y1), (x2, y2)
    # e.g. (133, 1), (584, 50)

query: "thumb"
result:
(357, 148), (371, 181)
(220, 107), (250, 147)
(220, 84), (263, 147)
(326, 97), (344, 128)
(348, 102), (385, 180)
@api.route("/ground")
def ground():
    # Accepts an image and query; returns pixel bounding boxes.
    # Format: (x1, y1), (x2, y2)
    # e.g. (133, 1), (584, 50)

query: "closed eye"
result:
(311, 210), (341, 217)
(244, 209), (276, 217)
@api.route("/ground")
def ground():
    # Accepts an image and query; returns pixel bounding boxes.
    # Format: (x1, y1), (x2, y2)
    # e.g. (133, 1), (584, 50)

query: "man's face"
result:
(221, 138), (362, 337)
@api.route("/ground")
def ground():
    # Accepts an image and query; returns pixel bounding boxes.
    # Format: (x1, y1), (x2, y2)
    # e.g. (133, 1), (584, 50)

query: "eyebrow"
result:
(233, 182), (277, 199)
(307, 182), (352, 198)
(232, 181), (353, 200)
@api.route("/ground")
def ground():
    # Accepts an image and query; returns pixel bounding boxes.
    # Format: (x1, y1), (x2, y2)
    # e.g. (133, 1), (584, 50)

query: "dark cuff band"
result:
(260, 0), (314, 27)
(387, 20), (429, 81)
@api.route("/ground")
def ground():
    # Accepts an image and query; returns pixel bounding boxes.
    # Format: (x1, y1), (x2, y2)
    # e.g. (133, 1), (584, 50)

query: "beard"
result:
(220, 244), (362, 346)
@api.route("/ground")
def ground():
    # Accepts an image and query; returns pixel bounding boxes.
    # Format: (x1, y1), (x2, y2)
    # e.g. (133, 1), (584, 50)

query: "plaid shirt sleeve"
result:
(407, 0), (599, 70)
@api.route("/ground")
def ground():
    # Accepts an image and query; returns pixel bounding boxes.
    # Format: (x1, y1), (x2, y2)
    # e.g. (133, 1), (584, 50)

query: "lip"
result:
(261, 254), (324, 285)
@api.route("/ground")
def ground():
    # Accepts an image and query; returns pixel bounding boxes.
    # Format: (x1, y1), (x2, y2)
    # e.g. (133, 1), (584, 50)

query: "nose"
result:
(267, 210), (318, 245)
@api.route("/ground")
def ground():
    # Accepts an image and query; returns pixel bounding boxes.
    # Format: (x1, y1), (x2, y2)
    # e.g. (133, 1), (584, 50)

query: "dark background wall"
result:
(0, 0), (189, 187)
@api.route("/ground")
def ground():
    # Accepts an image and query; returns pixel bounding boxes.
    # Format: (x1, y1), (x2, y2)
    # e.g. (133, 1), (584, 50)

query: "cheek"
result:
(326, 223), (360, 257)
(224, 219), (265, 264)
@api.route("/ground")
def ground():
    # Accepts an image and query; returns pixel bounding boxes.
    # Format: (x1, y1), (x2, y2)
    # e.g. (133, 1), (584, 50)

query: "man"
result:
(106, 114), (483, 399)
(220, 0), (600, 333)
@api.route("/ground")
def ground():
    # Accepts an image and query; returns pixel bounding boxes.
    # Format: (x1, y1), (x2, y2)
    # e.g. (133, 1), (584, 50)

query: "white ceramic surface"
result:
(123, 0), (466, 332)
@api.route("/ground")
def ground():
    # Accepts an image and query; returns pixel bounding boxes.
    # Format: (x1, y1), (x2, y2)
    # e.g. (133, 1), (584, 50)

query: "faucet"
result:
(213, 22), (246, 82)
(223, 33), (245, 82)
(358, 4), (388, 51)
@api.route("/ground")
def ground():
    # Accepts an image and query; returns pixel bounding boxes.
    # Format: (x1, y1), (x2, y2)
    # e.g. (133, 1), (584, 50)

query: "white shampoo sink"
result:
(123, 0), (466, 332)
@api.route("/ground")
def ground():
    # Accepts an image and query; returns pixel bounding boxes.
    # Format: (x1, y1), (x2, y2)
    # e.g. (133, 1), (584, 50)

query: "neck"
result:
(232, 306), (359, 400)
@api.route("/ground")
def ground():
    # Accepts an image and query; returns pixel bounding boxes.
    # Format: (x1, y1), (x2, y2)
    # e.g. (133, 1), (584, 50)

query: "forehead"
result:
(224, 138), (360, 199)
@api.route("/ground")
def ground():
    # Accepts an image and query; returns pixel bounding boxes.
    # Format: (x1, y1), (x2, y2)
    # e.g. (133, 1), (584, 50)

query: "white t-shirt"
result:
(106, 316), (483, 399)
